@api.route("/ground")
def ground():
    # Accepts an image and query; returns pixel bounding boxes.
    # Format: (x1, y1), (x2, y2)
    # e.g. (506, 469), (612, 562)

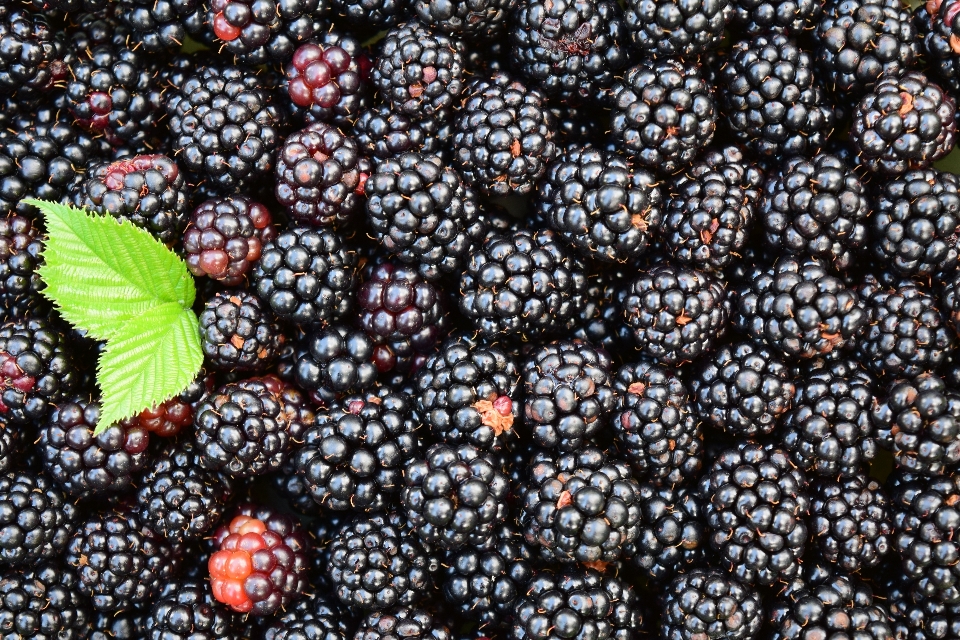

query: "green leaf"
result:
(28, 199), (195, 341)
(96, 302), (203, 431)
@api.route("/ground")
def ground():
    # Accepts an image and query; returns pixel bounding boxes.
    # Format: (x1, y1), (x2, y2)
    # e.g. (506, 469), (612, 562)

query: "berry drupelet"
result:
(625, 483), (704, 582)
(184, 196), (276, 286)
(624, 0), (732, 58)
(0, 562), (90, 640)
(208, 0), (329, 65)
(809, 474), (892, 572)
(199, 291), (285, 372)
(284, 33), (370, 127)
(660, 569), (762, 640)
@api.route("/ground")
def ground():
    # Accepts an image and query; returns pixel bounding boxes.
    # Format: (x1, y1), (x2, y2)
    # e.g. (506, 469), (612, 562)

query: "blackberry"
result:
(453, 72), (558, 197)
(39, 397), (151, 498)
(351, 104), (451, 161)
(810, 474), (892, 572)
(767, 563), (894, 640)
(851, 70), (957, 175)
(624, 483), (704, 582)
(871, 169), (960, 278)
(885, 570), (960, 640)
(184, 196), (277, 286)
(570, 270), (633, 355)
(0, 471), (75, 568)
(275, 122), (369, 228)
(760, 153), (869, 272)
(252, 226), (358, 327)
(856, 275), (954, 380)
(609, 59), (717, 174)
(733, 255), (868, 360)
(414, 0), (514, 36)
(719, 34), (835, 158)
(366, 152), (486, 282)
(872, 373), (960, 475)
(663, 145), (764, 272)
(71, 154), (189, 243)
(293, 325), (380, 401)
(136, 438), (234, 543)
(624, 0), (731, 58)
(167, 63), (286, 193)
(533, 144), (662, 264)
(129, 372), (214, 438)
(144, 580), (245, 640)
(66, 509), (179, 612)
(401, 443), (509, 550)
(620, 263), (729, 366)
(208, 0), (329, 65)
(611, 361), (702, 487)
(354, 607), (451, 640)
(698, 442), (810, 586)
(512, 567), (640, 640)
(292, 387), (420, 511)
(414, 333), (521, 452)
(65, 43), (162, 150)
(520, 447), (641, 564)
(459, 229), (588, 340)
(0, 318), (77, 424)
(0, 563), (90, 640)
(90, 609), (144, 640)
(0, 7), (66, 101)
(264, 593), (351, 640)
(326, 511), (437, 611)
(815, 0), (919, 96)
(509, 0), (629, 101)
(660, 569), (762, 640)
(691, 341), (795, 438)
(916, 0), (960, 93)
(194, 375), (313, 478)
(200, 291), (285, 372)
(0, 214), (47, 323)
(442, 523), (533, 629)
(208, 504), (309, 615)
(117, 0), (207, 53)
(65, 7), (133, 54)
(284, 33), (370, 127)
(522, 340), (616, 453)
(730, 0), (821, 32)
(0, 418), (21, 474)
(372, 22), (464, 121)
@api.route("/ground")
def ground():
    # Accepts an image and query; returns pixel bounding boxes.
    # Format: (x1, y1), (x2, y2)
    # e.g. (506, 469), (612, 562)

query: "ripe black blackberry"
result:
(252, 226), (358, 327)
(184, 196), (276, 286)
(293, 387), (420, 511)
(513, 567), (640, 640)
(351, 104), (451, 161)
(117, 0), (207, 53)
(760, 153), (869, 272)
(767, 563), (894, 640)
(884, 570), (960, 640)
(284, 32), (371, 127)
(194, 376), (313, 478)
(624, 0), (731, 58)
(71, 154), (189, 243)
(916, 0), (960, 92)
(611, 361), (702, 487)
(0, 214), (46, 323)
(414, 333), (521, 452)
(90, 609), (144, 640)
(522, 340), (616, 453)
(166, 63), (286, 193)
(856, 275), (954, 380)
(453, 72), (558, 196)
(609, 59), (717, 173)
(66, 509), (179, 612)
(414, 0), (513, 36)
(275, 122), (369, 229)
(0, 562), (90, 640)
(851, 70), (957, 175)
(570, 269), (633, 355)
(293, 324), (381, 401)
(0, 471), (75, 568)
(39, 397), (150, 498)
(367, 152), (486, 282)
(624, 483), (704, 582)
(520, 447), (640, 564)
(733, 255), (868, 360)
(0, 318), (78, 424)
(208, 0), (329, 65)
(872, 169), (960, 278)
(891, 472), (960, 603)
(144, 580), (245, 640)
(199, 291), (284, 372)
(0, 7), (66, 102)
(65, 43), (162, 150)
(509, 0), (629, 102)
(621, 263), (729, 365)
(663, 145), (764, 272)
(660, 569), (762, 640)
(332, 0), (407, 27)
(698, 443), (810, 586)
(815, 0), (918, 96)
(459, 229), (588, 340)
(0, 418), (21, 474)
(264, 592), (351, 640)
(691, 341), (795, 438)
(372, 22), (464, 121)
(533, 144), (662, 264)
(402, 443), (509, 550)
(719, 34), (835, 158)
(810, 474), (892, 572)
(355, 607), (451, 640)
(872, 373), (960, 475)
(326, 511), (437, 611)
(730, 0), (821, 32)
